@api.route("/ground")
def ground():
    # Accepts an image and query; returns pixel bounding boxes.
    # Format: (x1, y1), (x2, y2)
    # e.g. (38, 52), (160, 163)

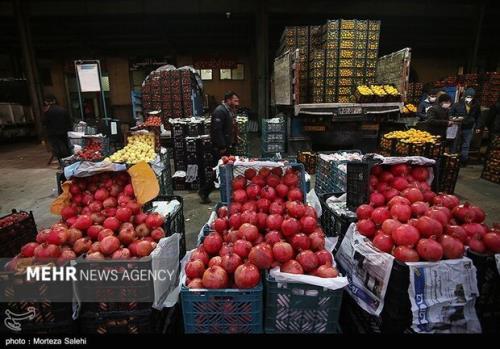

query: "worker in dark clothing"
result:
(449, 88), (482, 164)
(477, 96), (500, 152)
(419, 93), (453, 140)
(42, 95), (72, 166)
(198, 91), (240, 204)
(417, 88), (438, 121)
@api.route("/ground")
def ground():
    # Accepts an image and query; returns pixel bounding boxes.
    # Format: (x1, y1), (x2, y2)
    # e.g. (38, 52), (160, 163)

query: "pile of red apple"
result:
(185, 166), (339, 290)
(355, 163), (500, 263)
(75, 139), (104, 161)
(8, 172), (166, 270)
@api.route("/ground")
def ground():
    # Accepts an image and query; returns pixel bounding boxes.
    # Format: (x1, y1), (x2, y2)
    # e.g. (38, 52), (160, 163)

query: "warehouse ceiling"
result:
(0, 0), (498, 64)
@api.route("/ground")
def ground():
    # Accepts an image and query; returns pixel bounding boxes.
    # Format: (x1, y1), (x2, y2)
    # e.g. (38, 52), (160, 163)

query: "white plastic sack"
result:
(64, 160), (127, 179)
(306, 189), (322, 217)
(152, 233), (181, 309)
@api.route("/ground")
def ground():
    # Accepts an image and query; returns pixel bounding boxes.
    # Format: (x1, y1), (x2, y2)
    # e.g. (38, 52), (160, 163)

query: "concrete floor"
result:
(1, 141), (499, 251)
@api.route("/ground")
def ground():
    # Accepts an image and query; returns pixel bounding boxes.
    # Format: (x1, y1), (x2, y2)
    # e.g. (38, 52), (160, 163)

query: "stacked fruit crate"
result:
(406, 82), (423, 105)
(479, 72), (500, 108)
(261, 118), (286, 156)
(234, 115), (250, 156)
(481, 135), (500, 184)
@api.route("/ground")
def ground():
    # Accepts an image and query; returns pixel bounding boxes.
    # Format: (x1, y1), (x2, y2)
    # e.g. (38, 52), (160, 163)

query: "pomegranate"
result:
(303, 206), (317, 218)
(67, 228), (83, 245)
(123, 183), (134, 197)
(88, 201), (103, 213)
(89, 241), (101, 254)
(390, 163), (410, 177)
(463, 223), (485, 240)
(103, 217), (121, 232)
(87, 252), (104, 260)
(316, 264), (339, 278)
(275, 184), (289, 198)
(388, 196), (411, 208)
(469, 239), (486, 253)
(246, 184), (261, 200)
(287, 201), (306, 219)
(377, 182), (390, 193)
(470, 205), (486, 223)
(191, 247), (210, 265)
(135, 223), (150, 237)
(355, 204), (373, 220)
(100, 236), (120, 255)
(240, 210), (258, 225)
(392, 224), (420, 247)
(96, 228), (113, 242)
(423, 191), (437, 203)
(280, 260), (304, 274)
(248, 243), (274, 269)
(58, 249), (77, 263)
(234, 263), (260, 289)
(73, 237), (92, 255)
(445, 225), (467, 244)
(213, 218), (228, 234)
(256, 198), (271, 213)
(229, 213), (242, 229)
(416, 216), (443, 238)
(266, 214), (284, 231)
(370, 192), (386, 207)
(233, 239), (253, 258)
(251, 175), (266, 187)
(381, 219), (402, 236)
(300, 216), (317, 234)
(425, 208), (449, 227)
(266, 174), (281, 188)
(383, 188), (400, 202)
(256, 212), (268, 231)
(452, 203), (475, 224)
(357, 219), (376, 237)
(224, 229), (239, 243)
(483, 233), (500, 253)
(73, 215), (93, 230)
(94, 188), (109, 201)
(379, 171), (394, 183)
(151, 227), (165, 241)
(20, 242), (39, 258)
(238, 223), (259, 242)
(136, 240), (154, 257)
(115, 207), (132, 222)
(145, 213), (164, 230)
(283, 173), (299, 187)
(288, 188), (303, 202)
(187, 278), (204, 289)
(416, 239), (443, 261)
(260, 186), (276, 201)
(111, 248), (131, 260)
(66, 216), (78, 226)
(47, 226), (68, 245)
(403, 188), (424, 203)
(244, 168), (257, 180)
(440, 235), (464, 259)
(371, 207), (391, 226)
(186, 259), (206, 279)
(290, 233), (310, 251)
(272, 242), (294, 263)
(203, 232), (223, 255)
(232, 189), (248, 203)
(202, 266), (229, 289)
(309, 231), (325, 251)
(103, 197), (118, 209)
(269, 201), (285, 215)
(393, 246), (420, 262)
(219, 242), (233, 256)
(390, 203), (412, 223)
(373, 234), (394, 253)
(221, 253), (242, 273)
(61, 206), (78, 221)
(296, 250), (319, 272)
(209, 256), (223, 267)
(411, 166), (429, 181)
(119, 226), (136, 245)
(411, 201), (429, 218)
(315, 250), (333, 265)
(281, 218), (301, 237)
(217, 206), (229, 218)
(264, 230), (282, 246)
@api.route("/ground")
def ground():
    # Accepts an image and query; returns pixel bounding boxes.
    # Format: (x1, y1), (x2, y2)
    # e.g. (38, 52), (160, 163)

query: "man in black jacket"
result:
(419, 93), (453, 140)
(42, 95), (72, 166)
(198, 91), (240, 203)
(450, 88), (481, 164)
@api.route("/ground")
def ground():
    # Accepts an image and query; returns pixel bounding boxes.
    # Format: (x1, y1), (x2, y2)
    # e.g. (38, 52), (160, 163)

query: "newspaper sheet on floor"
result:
(336, 223), (394, 316)
(407, 258), (481, 333)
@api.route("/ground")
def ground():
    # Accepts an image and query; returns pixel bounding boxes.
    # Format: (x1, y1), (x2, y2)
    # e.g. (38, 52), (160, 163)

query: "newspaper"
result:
(336, 223), (395, 316)
(407, 258), (481, 333)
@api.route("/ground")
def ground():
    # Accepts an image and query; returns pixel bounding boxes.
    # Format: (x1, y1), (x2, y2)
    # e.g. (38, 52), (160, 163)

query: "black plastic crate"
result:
(0, 210), (37, 257)
(79, 309), (155, 334)
(466, 250), (500, 333)
(264, 273), (343, 333)
(187, 122), (204, 137)
(319, 192), (356, 240)
(173, 176), (186, 191)
(438, 154), (461, 194)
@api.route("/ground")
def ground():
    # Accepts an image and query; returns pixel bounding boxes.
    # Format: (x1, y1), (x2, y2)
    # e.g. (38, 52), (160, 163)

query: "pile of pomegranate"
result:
(185, 166), (339, 290)
(355, 163), (500, 262)
(8, 171), (166, 269)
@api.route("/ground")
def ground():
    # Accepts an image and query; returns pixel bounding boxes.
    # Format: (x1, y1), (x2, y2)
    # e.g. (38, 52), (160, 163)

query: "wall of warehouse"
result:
(177, 55), (253, 112)
(410, 54), (464, 84)
(106, 57), (132, 122)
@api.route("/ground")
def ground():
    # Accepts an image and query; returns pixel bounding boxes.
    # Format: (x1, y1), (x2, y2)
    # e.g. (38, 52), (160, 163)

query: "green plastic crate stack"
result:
(234, 115), (249, 156)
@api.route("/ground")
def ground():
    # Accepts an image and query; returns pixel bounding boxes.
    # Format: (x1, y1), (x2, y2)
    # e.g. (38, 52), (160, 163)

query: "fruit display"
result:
(0, 211), (30, 228)
(355, 162), (499, 262)
(384, 128), (437, 144)
(144, 116), (162, 127)
(185, 166), (339, 290)
(220, 155), (237, 165)
(402, 104), (417, 114)
(107, 133), (156, 164)
(75, 139), (104, 161)
(356, 85), (374, 96)
(6, 171), (166, 270)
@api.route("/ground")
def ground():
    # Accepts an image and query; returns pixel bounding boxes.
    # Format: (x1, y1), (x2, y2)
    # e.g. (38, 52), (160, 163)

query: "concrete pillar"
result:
(256, 2), (269, 120)
(107, 57), (132, 122)
(49, 61), (67, 109)
(14, 0), (43, 139)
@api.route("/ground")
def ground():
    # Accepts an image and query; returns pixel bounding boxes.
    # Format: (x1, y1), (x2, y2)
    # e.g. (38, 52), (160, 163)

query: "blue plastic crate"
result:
(180, 282), (263, 334)
(264, 273), (343, 333)
(220, 161), (307, 205)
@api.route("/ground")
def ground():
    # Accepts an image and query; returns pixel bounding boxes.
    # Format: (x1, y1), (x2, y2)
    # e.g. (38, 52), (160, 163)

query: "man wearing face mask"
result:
(422, 93), (454, 139)
(450, 88), (481, 164)
(417, 88), (438, 121)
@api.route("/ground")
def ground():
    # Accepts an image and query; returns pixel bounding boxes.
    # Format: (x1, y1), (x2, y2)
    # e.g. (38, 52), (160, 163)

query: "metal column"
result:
(256, 2), (269, 121)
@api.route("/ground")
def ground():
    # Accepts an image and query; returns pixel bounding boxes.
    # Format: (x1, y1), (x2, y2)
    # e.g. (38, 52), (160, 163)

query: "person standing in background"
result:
(198, 91), (240, 204)
(417, 88), (438, 121)
(420, 93), (454, 140)
(450, 88), (481, 166)
(477, 96), (500, 145)
(42, 95), (72, 167)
